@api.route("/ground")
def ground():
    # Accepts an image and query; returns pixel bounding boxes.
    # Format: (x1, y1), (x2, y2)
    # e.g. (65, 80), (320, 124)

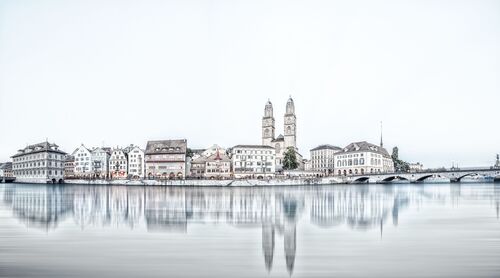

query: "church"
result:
(262, 97), (303, 171)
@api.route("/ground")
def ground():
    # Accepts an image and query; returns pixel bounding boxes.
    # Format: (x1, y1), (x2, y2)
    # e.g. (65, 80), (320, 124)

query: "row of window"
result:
(13, 153), (64, 162)
(13, 170), (63, 176)
(234, 150), (274, 155)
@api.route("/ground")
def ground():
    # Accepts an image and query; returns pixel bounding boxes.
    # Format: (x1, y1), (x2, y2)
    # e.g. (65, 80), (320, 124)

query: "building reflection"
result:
(2, 184), (497, 275)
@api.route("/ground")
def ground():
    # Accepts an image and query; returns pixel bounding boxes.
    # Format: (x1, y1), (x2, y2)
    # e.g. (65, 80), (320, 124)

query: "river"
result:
(0, 183), (499, 277)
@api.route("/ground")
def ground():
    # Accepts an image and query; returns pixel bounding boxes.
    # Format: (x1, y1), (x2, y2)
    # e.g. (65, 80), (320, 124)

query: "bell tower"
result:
(284, 96), (296, 150)
(262, 100), (275, 146)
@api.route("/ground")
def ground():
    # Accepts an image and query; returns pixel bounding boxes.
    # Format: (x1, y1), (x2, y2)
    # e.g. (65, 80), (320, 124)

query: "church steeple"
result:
(380, 121), (384, 148)
(284, 96), (296, 150)
(262, 100), (275, 146)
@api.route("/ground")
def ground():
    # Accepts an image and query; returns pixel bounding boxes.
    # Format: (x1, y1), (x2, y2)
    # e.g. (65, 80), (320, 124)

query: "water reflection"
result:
(1, 183), (500, 275)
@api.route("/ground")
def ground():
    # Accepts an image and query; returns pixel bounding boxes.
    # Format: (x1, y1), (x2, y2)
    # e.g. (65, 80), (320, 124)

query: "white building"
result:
(109, 148), (128, 179)
(333, 141), (394, 176)
(11, 142), (66, 183)
(73, 144), (92, 177)
(91, 147), (111, 178)
(409, 162), (424, 173)
(232, 145), (276, 178)
(128, 146), (145, 178)
(310, 144), (342, 176)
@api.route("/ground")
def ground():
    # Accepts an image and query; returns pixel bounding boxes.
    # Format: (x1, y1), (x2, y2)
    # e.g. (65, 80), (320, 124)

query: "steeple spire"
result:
(380, 121), (384, 148)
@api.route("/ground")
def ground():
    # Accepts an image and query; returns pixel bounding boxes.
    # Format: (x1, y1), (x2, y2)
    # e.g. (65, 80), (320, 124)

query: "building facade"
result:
(262, 97), (302, 171)
(0, 162), (13, 178)
(11, 142), (66, 183)
(73, 144), (92, 177)
(127, 146), (145, 178)
(91, 147), (110, 178)
(333, 141), (394, 176)
(145, 139), (188, 179)
(205, 150), (232, 179)
(189, 156), (207, 178)
(64, 155), (75, 179)
(109, 148), (128, 179)
(310, 144), (342, 176)
(232, 145), (275, 178)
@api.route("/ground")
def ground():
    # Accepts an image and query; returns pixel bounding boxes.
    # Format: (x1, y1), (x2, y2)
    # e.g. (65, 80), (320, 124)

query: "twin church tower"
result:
(262, 97), (299, 168)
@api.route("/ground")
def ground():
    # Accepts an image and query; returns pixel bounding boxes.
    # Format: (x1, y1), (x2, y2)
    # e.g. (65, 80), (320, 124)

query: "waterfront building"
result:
(109, 148), (128, 179)
(127, 146), (145, 178)
(190, 156), (207, 178)
(0, 162), (13, 178)
(303, 159), (311, 171)
(262, 97), (303, 171)
(310, 144), (342, 176)
(232, 145), (276, 178)
(409, 162), (424, 173)
(91, 147), (111, 178)
(201, 144), (226, 158)
(145, 139), (188, 179)
(73, 144), (92, 177)
(64, 155), (75, 179)
(11, 142), (66, 183)
(204, 150), (232, 179)
(333, 141), (394, 176)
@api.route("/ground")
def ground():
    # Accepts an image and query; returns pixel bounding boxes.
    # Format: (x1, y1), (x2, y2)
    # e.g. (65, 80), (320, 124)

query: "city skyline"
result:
(1, 0), (499, 168)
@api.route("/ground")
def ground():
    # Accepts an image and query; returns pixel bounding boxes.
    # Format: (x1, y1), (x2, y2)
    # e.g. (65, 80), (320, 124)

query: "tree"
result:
(391, 146), (409, 172)
(186, 148), (194, 158)
(283, 147), (298, 170)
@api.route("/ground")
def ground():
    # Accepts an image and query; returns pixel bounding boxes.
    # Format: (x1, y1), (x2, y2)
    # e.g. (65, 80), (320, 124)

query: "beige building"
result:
(190, 156), (207, 178)
(145, 139), (188, 179)
(232, 145), (275, 178)
(310, 144), (342, 176)
(64, 155), (75, 179)
(333, 141), (394, 176)
(205, 150), (232, 179)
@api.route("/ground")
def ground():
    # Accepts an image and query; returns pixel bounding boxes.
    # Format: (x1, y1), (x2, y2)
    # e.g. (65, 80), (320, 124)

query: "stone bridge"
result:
(342, 168), (500, 184)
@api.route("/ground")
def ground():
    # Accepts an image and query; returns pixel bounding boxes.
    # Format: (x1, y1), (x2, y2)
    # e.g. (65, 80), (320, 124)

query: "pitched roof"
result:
(272, 134), (285, 142)
(12, 142), (66, 158)
(145, 139), (187, 155)
(339, 141), (390, 157)
(310, 144), (342, 151)
(206, 151), (231, 162)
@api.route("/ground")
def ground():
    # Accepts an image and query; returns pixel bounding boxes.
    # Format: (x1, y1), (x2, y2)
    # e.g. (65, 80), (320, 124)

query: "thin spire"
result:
(380, 121), (383, 148)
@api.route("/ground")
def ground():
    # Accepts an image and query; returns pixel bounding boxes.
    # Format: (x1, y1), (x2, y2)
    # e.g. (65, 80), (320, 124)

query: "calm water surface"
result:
(1, 183), (499, 277)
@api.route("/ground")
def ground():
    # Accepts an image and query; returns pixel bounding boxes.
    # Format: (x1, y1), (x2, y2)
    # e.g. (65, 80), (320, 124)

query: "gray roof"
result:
(310, 144), (342, 151)
(232, 144), (275, 149)
(12, 142), (66, 158)
(272, 134), (284, 142)
(0, 162), (12, 170)
(339, 141), (390, 157)
(145, 139), (187, 155)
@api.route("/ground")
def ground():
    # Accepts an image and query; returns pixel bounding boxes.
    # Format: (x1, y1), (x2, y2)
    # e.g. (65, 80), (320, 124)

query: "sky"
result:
(0, 0), (499, 168)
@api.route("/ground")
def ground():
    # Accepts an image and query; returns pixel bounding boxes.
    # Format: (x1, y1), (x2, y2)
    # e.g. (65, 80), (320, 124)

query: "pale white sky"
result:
(0, 0), (499, 168)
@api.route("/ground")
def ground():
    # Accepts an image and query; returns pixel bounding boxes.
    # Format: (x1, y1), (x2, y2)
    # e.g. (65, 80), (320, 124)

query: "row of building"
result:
(5, 97), (406, 183)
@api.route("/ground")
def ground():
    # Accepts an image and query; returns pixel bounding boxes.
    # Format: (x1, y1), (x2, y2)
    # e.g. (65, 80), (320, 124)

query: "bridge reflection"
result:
(1, 184), (499, 275)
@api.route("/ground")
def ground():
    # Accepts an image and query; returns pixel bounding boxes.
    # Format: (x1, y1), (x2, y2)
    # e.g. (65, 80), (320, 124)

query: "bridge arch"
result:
(415, 175), (434, 182)
(455, 173), (478, 181)
(381, 176), (409, 183)
(353, 176), (370, 183)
